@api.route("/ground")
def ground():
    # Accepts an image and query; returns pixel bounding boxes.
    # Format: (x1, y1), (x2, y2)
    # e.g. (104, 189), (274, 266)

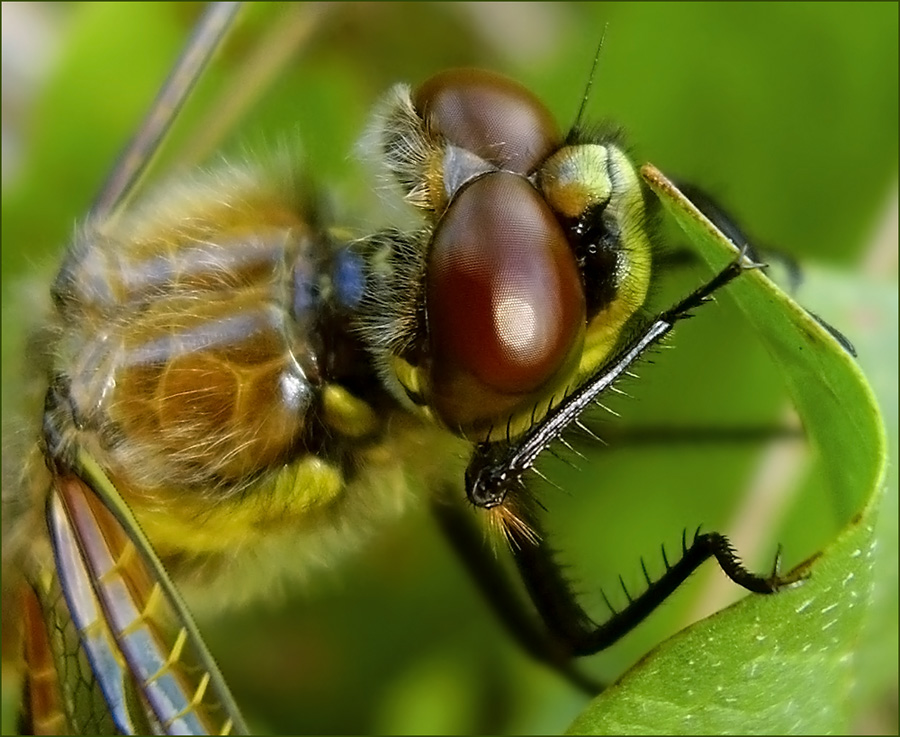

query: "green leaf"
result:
(566, 167), (888, 735)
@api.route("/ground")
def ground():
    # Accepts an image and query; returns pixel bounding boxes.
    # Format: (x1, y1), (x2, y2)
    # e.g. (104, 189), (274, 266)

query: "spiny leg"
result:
(507, 506), (806, 658)
(466, 253), (762, 511)
(433, 488), (806, 691)
(463, 254), (806, 667)
(430, 494), (601, 695)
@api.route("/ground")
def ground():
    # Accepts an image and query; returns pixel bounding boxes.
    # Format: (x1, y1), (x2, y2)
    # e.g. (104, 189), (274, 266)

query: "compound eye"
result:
(427, 173), (585, 428)
(413, 68), (561, 174)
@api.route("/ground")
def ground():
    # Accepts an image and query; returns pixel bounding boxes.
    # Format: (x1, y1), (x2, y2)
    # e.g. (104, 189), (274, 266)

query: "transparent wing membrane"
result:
(20, 583), (70, 735)
(24, 564), (121, 734)
(43, 461), (246, 735)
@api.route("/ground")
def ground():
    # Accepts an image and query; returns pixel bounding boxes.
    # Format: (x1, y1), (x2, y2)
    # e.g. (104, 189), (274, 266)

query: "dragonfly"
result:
(1, 3), (891, 734)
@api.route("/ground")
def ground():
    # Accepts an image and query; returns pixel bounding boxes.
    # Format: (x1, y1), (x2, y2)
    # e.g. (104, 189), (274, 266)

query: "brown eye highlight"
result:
(427, 173), (585, 428)
(413, 68), (561, 175)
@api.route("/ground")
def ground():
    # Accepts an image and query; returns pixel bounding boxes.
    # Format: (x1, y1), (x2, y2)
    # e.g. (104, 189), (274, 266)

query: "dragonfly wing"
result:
(20, 577), (119, 735)
(35, 460), (247, 735)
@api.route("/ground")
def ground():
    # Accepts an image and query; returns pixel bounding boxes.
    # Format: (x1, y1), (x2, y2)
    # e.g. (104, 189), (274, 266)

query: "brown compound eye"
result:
(427, 173), (585, 429)
(413, 68), (561, 175)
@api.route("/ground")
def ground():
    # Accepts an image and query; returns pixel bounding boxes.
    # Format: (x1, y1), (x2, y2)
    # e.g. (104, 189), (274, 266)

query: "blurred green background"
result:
(2, 2), (896, 734)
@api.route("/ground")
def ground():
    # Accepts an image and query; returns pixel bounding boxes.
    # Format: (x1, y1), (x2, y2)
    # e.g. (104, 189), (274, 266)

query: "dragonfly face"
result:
(2, 3), (895, 734)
